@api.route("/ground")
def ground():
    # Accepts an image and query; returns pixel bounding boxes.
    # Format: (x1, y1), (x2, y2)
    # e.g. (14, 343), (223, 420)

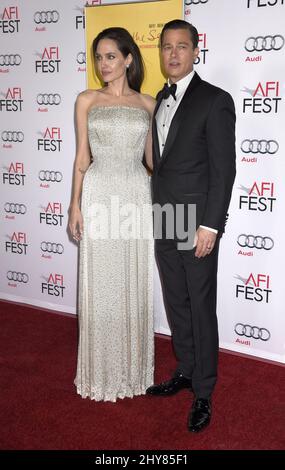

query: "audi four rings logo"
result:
(0, 54), (22, 66)
(7, 271), (29, 283)
(4, 203), (27, 214)
(39, 170), (63, 182)
(77, 52), (86, 64)
(235, 323), (271, 341)
(1, 131), (24, 142)
(34, 11), (60, 24)
(37, 94), (61, 105)
(241, 140), (279, 154)
(185, 0), (209, 4)
(237, 234), (274, 250)
(41, 242), (64, 254)
(245, 35), (285, 52)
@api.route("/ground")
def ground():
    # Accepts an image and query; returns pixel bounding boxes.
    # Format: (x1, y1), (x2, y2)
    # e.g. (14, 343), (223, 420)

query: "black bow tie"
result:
(161, 82), (177, 101)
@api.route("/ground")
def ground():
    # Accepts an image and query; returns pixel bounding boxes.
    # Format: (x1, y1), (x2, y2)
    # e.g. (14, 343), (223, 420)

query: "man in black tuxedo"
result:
(146, 20), (236, 433)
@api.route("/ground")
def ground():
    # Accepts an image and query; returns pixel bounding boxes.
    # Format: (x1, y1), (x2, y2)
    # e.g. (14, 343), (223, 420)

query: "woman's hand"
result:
(68, 204), (83, 242)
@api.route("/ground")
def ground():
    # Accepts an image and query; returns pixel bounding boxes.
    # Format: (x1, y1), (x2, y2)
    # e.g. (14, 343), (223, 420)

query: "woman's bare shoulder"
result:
(76, 89), (103, 108)
(139, 93), (156, 114)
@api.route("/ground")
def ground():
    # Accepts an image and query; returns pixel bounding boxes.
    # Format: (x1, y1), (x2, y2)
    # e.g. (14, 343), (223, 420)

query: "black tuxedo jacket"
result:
(152, 72), (236, 234)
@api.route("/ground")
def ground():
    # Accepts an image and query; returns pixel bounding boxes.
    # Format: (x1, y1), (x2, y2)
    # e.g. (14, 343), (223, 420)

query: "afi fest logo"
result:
(239, 181), (276, 212)
(75, 6), (85, 30)
(5, 232), (28, 255)
(37, 127), (62, 152)
(75, 2), (101, 30)
(41, 273), (65, 297)
(0, 87), (23, 112)
(0, 6), (20, 33)
(242, 81), (281, 113)
(247, 0), (285, 7)
(40, 202), (64, 226)
(2, 162), (26, 185)
(194, 33), (208, 65)
(35, 47), (61, 73)
(235, 273), (272, 303)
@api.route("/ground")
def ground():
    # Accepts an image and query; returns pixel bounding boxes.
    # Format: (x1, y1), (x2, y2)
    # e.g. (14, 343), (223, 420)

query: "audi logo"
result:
(4, 203), (27, 214)
(0, 54), (22, 66)
(1, 131), (24, 143)
(245, 35), (285, 52)
(38, 170), (63, 182)
(37, 93), (61, 106)
(41, 242), (64, 254)
(77, 52), (86, 64)
(7, 271), (29, 283)
(34, 11), (60, 24)
(235, 323), (271, 341)
(241, 139), (279, 155)
(237, 234), (274, 250)
(185, 0), (208, 4)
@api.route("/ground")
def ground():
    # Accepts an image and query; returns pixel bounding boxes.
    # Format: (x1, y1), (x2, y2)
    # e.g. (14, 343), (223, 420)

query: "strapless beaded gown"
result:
(75, 106), (154, 402)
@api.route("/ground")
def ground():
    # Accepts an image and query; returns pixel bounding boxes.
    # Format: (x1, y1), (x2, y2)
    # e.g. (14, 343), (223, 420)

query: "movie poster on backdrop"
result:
(85, 0), (184, 95)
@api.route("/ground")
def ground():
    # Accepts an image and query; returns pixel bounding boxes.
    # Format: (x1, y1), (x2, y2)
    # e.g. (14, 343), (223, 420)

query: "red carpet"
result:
(0, 300), (284, 450)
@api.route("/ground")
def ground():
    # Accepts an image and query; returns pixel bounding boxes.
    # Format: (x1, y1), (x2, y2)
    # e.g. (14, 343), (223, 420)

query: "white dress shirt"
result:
(155, 70), (218, 235)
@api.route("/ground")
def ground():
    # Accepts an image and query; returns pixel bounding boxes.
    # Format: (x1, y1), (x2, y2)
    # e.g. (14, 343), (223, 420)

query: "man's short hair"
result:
(160, 19), (199, 49)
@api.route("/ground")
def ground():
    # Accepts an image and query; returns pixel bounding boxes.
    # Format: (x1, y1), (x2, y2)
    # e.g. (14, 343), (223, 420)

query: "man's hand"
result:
(194, 227), (217, 258)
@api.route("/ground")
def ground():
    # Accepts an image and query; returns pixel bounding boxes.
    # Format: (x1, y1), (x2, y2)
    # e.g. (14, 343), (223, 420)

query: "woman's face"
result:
(95, 38), (131, 83)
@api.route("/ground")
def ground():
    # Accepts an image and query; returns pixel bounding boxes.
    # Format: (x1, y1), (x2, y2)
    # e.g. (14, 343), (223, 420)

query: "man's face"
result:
(160, 28), (199, 83)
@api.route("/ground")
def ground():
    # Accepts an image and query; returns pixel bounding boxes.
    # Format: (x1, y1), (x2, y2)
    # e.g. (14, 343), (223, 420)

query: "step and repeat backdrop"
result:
(1, 0), (284, 364)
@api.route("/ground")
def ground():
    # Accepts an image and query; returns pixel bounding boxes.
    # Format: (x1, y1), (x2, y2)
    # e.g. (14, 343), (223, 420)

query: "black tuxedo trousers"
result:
(156, 238), (219, 399)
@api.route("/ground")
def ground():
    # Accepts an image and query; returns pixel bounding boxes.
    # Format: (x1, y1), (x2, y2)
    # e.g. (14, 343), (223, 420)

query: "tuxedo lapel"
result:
(158, 72), (202, 167)
(152, 94), (163, 165)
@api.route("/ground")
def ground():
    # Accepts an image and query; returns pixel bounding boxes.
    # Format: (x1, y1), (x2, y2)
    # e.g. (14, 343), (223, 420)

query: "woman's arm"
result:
(70, 92), (92, 207)
(68, 91), (92, 240)
(142, 94), (156, 172)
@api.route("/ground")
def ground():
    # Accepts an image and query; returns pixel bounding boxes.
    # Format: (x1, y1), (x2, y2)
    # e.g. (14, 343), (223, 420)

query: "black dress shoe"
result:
(188, 398), (211, 433)
(146, 374), (192, 396)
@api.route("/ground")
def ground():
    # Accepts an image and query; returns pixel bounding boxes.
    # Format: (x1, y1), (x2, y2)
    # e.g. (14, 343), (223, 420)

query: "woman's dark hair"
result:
(92, 27), (144, 92)
(160, 20), (199, 49)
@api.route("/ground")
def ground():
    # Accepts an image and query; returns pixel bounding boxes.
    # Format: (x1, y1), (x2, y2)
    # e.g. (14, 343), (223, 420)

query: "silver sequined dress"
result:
(75, 106), (154, 402)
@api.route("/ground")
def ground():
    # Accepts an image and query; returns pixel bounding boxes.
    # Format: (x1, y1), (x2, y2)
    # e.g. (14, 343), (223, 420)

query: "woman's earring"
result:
(126, 64), (130, 70)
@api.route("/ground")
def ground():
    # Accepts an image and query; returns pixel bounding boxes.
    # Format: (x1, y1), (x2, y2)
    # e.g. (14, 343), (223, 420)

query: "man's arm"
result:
(201, 91), (236, 231)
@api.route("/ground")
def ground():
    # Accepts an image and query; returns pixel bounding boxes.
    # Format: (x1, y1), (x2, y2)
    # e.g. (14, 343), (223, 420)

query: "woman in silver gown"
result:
(68, 28), (155, 402)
